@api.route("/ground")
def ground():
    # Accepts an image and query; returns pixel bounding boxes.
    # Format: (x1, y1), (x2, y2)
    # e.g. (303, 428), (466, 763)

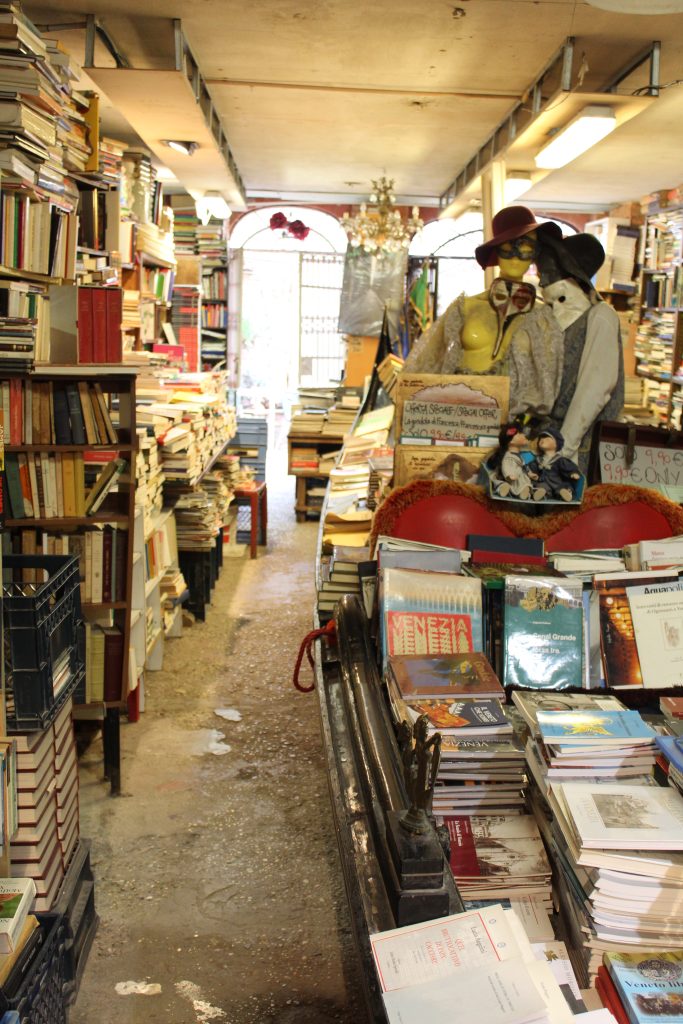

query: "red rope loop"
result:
(293, 620), (336, 693)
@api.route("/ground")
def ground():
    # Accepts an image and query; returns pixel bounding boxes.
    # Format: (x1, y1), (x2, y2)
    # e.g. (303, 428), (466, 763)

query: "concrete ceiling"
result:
(24, 0), (683, 210)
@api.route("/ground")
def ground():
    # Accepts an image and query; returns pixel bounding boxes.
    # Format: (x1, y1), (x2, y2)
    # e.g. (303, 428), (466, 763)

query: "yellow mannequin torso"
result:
(460, 255), (533, 373)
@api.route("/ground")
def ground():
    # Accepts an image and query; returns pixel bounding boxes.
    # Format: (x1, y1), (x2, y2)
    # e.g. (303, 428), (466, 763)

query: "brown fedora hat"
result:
(475, 205), (562, 269)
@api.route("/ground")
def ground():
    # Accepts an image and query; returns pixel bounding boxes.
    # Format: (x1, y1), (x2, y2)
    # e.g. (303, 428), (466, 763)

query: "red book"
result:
(105, 288), (122, 363)
(77, 287), (93, 362)
(9, 378), (22, 444)
(92, 288), (107, 363)
(596, 967), (629, 1024)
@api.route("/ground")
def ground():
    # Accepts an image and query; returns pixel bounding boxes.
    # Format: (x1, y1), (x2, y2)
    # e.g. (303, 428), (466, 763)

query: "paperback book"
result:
(604, 950), (683, 1024)
(503, 576), (584, 690)
(402, 698), (511, 736)
(387, 652), (503, 701)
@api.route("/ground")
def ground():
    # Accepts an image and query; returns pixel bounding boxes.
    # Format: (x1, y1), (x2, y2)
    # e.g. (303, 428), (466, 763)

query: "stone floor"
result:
(71, 447), (364, 1023)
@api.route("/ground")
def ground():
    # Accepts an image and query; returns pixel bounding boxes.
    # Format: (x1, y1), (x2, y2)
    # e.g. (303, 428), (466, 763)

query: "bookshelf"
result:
(287, 431), (343, 521)
(2, 367), (138, 756)
(634, 208), (683, 427)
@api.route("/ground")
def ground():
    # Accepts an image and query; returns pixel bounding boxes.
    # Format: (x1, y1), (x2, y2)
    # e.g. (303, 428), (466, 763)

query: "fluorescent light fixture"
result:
(504, 172), (532, 204)
(163, 140), (198, 156)
(195, 192), (231, 225)
(535, 106), (616, 170)
(586, 1), (683, 11)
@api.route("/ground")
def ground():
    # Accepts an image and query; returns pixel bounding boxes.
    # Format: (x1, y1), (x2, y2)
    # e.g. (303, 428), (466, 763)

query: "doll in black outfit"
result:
(528, 426), (581, 502)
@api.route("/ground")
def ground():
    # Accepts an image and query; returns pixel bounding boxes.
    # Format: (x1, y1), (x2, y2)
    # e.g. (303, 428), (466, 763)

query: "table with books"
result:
(311, 506), (683, 1024)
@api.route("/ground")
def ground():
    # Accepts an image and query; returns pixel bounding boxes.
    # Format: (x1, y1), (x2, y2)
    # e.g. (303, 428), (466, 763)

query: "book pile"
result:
(201, 469), (234, 526)
(546, 780), (683, 986)
(196, 222), (226, 267)
(97, 135), (124, 185)
(173, 488), (222, 550)
(386, 652), (523, 815)
(12, 699), (79, 911)
(169, 195), (198, 255)
(442, 814), (553, 912)
(376, 352), (404, 398)
(527, 706), (656, 797)
(371, 903), (580, 1024)
(367, 447), (394, 509)
(317, 543), (367, 619)
(160, 568), (188, 635)
(288, 408), (326, 435)
(135, 429), (165, 528)
(0, 317), (35, 372)
(320, 401), (357, 437)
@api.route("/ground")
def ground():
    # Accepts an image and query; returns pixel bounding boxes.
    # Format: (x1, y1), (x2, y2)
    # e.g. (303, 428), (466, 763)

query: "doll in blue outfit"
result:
(528, 426), (581, 502)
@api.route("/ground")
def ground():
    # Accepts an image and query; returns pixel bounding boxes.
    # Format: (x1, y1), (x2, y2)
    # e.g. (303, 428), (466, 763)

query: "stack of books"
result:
(547, 780), (683, 986)
(376, 352), (404, 398)
(442, 814), (553, 912)
(135, 429), (165, 530)
(11, 699), (79, 912)
(173, 488), (222, 550)
(317, 544), (367, 619)
(529, 707), (656, 791)
(288, 408), (326, 435)
(170, 195), (198, 255)
(196, 222), (226, 267)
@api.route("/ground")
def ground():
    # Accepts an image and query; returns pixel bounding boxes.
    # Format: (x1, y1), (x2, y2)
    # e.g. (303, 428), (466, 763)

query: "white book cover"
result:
(556, 782), (683, 850)
(0, 877), (36, 952)
(382, 956), (548, 1024)
(370, 905), (530, 993)
(628, 588), (683, 688)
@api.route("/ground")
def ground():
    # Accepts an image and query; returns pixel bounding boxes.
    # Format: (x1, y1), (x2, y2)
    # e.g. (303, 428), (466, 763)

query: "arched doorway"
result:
(228, 207), (348, 416)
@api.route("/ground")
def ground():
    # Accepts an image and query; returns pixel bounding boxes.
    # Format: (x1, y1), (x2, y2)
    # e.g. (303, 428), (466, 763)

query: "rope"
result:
(293, 620), (336, 693)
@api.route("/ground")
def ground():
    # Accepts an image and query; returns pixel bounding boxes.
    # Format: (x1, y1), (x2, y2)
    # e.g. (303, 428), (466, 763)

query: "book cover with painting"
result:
(594, 570), (680, 688)
(393, 444), (490, 489)
(604, 950), (683, 1024)
(511, 691), (625, 734)
(388, 651), (503, 701)
(404, 698), (511, 736)
(381, 567), (483, 667)
(502, 576), (584, 690)
(445, 815), (550, 879)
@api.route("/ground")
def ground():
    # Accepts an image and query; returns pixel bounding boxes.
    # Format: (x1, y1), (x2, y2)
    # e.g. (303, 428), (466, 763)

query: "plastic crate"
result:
(3, 555), (85, 731)
(54, 840), (98, 1005)
(0, 913), (69, 1023)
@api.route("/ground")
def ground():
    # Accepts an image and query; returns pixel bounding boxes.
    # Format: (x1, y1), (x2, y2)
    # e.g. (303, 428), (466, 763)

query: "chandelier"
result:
(341, 177), (423, 255)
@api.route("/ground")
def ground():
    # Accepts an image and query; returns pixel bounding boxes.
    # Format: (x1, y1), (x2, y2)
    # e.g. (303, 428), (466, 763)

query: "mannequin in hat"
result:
(536, 232), (624, 472)
(404, 206), (564, 419)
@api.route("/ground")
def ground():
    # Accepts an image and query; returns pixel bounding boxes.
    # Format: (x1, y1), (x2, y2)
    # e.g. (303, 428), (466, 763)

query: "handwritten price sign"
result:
(599, 441), (683, 489)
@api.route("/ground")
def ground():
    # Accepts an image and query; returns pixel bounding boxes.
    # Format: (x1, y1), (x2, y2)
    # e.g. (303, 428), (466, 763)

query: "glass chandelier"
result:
(341, 177), (423, 255)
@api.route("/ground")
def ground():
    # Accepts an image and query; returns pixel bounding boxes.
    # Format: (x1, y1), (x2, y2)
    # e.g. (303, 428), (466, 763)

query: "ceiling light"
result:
(195, 192), (231, 225)
(535, 106), (616, 169)
(341, 176), (423, 255)
(504, 172), (533, 205)
(164, 140), (198, 156)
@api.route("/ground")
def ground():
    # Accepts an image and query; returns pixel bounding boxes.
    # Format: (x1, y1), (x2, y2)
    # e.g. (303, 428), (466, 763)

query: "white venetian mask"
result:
(541, 278), (591, 330)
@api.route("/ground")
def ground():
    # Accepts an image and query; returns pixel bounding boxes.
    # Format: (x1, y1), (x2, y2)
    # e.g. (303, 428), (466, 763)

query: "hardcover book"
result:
(381, 567), (483, 666)
(628, 588), (683, 689)
(388, 652), (503, 701)
(604, 950), (683, 1024)
(503, 576), (584, 690)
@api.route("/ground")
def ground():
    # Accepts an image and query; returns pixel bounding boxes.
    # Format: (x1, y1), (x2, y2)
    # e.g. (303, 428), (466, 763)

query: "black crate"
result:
(0, 913), (69, 1024)
(55, 840), (98, 1005)
(3, 555), (85, 731)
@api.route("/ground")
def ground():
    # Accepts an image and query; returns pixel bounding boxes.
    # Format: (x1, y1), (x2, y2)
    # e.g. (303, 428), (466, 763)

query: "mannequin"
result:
(536, 233), (624, 472)
(404, 207), (564, 419)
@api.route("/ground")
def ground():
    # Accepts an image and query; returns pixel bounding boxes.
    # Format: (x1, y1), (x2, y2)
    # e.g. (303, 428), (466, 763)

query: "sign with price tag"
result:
(587, 422), (683, 501)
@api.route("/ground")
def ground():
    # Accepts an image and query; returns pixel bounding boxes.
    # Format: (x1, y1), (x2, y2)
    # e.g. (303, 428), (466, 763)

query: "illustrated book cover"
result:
(604, 949), (683, 1024)
(388, 652), (503, 701)
(403, 698), (511, 736)
(554, 781), (683, 850)
(503, 576), (584, 690)
(628, 587), (683, 689)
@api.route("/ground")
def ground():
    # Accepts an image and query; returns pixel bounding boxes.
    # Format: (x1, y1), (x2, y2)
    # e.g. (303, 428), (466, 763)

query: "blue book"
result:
(604, 950), (683, 1024)
(655, 735), (683, 774)
(537, 709), (656, 745)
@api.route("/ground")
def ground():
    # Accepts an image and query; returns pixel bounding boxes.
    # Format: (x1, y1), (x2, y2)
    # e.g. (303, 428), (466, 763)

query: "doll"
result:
(487, 423), (542, 500)
(528, 427), (581, 502)
(404, 206), (564, 420)
(536, 233), (624, 472)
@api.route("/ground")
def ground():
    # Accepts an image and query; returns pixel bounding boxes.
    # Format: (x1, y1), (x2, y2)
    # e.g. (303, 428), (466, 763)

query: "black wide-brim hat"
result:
(475, 205), (562, 269)
(541, 232), (606, 290)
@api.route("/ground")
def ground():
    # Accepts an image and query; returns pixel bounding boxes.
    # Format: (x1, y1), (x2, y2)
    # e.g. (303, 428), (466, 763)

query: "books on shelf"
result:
(0, 377), (118, 445)
(7, 524), (127, 603)
(4, 450), (127, 519)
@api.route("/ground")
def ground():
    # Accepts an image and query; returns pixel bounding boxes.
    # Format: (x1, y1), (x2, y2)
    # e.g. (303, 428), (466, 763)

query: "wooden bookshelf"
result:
(3, 367), (138, 794)
(287, 431), (343, 522)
